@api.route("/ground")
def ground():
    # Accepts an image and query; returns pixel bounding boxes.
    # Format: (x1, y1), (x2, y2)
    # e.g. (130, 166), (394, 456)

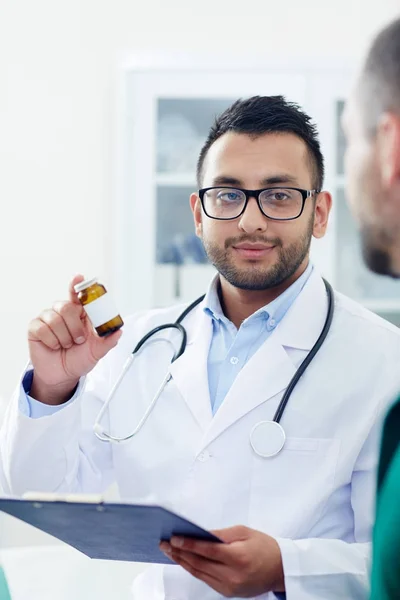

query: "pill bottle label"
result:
(83, 294), (119, 328)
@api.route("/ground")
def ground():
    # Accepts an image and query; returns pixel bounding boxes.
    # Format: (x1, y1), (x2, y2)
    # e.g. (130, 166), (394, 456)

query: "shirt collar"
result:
(203, 263), (313, 326)
(203, 276), (226, 323)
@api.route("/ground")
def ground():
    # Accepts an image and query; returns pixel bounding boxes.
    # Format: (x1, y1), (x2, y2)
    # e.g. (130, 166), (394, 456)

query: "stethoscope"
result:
(94, 279), (334, 458)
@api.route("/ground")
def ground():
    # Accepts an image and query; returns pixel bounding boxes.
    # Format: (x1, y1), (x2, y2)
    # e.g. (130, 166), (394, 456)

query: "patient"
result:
(0, 568), (10, 599)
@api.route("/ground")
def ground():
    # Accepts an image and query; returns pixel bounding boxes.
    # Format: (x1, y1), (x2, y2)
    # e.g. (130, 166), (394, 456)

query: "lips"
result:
(233, 243), (274, 251)
(232, 244), (276, 259)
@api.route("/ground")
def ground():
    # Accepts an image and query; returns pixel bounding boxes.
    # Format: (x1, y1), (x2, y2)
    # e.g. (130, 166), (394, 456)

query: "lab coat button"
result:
(197, 451), (210, 462)
(230, 356), (239, 365)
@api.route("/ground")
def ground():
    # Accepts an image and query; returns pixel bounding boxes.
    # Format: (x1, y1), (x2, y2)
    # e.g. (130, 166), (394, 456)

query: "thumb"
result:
(211, 525), (250, 543)
(69, 274), (86, 305)
(91, 328), (123, 361)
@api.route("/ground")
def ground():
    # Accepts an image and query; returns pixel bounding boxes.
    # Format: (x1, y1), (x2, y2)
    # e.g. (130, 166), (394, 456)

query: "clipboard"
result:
(0, 496), (221, 564)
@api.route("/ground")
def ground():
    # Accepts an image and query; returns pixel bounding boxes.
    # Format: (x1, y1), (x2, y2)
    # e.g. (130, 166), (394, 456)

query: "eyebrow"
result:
(210, 174), (300, 187)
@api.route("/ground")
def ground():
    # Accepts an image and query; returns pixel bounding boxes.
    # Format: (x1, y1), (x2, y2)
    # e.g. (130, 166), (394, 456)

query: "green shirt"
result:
(371, 399), (400, 599)
(0, 568), (11, 599)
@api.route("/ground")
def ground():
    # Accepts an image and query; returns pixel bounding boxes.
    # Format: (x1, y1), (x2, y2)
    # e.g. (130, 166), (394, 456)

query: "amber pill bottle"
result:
(74, 278), (124, 337)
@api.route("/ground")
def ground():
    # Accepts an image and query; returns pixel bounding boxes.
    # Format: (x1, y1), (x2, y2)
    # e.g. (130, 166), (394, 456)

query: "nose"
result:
(237, 196), (268, 234)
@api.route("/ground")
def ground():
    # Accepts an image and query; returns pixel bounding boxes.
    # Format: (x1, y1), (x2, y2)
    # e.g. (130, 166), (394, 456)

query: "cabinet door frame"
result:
(304, 70), (354, 284)
(114, 60), (308, 312)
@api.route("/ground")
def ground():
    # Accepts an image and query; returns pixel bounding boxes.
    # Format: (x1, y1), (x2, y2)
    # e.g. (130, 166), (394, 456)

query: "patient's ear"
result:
(376, 112), (400, 195)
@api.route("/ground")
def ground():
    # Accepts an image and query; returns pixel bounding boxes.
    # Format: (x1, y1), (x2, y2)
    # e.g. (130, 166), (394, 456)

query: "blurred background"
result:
(1, 1), (400, 597)
(1, 0), (400, 402)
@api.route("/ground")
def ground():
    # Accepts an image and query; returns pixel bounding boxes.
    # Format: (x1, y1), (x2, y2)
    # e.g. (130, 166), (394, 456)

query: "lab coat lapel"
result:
(274, 271), (329, 351)
(169, 307), (214, 431)
(200, 334), (297, 448)
(200, 271), (330, 448)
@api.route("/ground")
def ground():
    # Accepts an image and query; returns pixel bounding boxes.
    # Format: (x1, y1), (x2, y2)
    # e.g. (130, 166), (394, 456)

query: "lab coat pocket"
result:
(249, 436), (340, 538)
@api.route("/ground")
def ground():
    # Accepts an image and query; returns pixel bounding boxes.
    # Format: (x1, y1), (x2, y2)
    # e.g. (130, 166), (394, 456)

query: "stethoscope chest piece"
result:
(250, 421), (286, 458)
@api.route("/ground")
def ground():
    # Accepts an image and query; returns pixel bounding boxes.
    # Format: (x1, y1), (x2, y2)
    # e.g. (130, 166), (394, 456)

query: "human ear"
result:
(312, 191), (332, 239)
(376, 112), (400, 192)
(190, 193), (202, 237)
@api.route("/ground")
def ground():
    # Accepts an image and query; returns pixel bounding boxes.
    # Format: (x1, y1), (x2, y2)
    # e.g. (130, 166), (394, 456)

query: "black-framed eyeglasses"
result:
(198, 187), (319, 221)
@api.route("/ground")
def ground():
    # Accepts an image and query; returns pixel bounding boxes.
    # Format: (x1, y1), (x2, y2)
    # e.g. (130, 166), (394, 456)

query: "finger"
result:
(169, 536), (227, 563)
(69, 274), (85, 305)
(168, 552), (230, 595)
(161, 545), (224, 589)
(211, 525), (250, 543)
(170, 548), (232, 579)
(171, 552), (240, 598)
(28, 318), (61, 351)
(90, 328), (123, 362)
(53, 301), (87, 344)
(39, 310), (74, 349)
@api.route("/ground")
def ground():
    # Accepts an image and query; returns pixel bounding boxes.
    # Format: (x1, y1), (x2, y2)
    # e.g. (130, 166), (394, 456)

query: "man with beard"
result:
(342, 18), (400, 600)
(2, 96), (400, 600)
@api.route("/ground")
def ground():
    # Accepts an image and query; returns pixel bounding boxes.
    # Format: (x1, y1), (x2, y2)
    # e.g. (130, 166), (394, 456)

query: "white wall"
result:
(0, 0), (399, 402)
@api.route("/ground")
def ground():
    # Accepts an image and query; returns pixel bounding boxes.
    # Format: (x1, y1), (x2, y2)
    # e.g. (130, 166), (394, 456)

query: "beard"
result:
(348, 142), (400, 278)
(360, 222), (400, 278)
(202, 215), (314, 291)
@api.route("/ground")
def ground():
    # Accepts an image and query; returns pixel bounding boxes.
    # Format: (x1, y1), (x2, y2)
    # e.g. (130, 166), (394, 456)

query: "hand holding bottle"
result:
(28, 275), (123, 405)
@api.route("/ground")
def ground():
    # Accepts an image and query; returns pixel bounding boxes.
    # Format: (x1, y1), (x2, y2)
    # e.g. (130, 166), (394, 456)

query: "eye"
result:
(216, 190), (242, 203)
(268, 190), (291, 201)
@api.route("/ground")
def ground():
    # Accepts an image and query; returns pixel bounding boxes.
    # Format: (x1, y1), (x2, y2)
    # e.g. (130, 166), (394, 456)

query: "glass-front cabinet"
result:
(154, 98), (234, 307)
(116, 62), (400, 326)
(116, 67), (306, 313)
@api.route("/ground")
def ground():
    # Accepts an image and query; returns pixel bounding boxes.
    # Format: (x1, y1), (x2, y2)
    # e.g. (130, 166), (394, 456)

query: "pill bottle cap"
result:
(74, 277), (99, 294)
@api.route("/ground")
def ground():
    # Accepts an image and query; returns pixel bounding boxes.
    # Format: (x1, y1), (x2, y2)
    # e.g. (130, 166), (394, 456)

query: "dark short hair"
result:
(359, 18), (400, 134)
(196, 96), (324, 190)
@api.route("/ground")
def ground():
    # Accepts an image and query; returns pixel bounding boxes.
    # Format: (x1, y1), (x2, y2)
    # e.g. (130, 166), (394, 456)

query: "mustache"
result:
(224, 235), (283, 250)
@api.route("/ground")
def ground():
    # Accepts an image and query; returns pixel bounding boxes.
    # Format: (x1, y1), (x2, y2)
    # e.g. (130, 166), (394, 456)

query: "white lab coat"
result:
(1, 271), (400, 600)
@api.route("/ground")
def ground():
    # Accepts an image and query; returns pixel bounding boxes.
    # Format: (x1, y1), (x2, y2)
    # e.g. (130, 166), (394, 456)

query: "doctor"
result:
(1, 96), (400, 600)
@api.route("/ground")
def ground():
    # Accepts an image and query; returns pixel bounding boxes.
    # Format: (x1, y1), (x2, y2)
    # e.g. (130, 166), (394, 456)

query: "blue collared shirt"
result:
(204, 263), (313, 414)
(22, 264), (313, 418)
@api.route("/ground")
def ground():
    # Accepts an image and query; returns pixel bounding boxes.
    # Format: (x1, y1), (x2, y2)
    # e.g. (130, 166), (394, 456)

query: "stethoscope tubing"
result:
(93, 279), (334, 444)
(273, 279), (334, 423)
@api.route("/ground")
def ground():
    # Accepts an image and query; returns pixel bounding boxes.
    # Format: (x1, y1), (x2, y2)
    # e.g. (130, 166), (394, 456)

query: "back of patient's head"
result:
(359, 18), (400, 132)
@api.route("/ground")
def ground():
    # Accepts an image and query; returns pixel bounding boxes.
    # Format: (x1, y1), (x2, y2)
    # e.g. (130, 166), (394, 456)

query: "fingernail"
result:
(159, 542), (170, 552)
(170, 537), (184, 548)
(75, 337), (85, 344)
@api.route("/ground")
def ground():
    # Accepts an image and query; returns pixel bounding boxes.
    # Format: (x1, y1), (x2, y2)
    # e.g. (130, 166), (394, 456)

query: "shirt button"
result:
(197, 451), (210, 462)
(230, 356), (239, 365)
(269, 318), (276, 327)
